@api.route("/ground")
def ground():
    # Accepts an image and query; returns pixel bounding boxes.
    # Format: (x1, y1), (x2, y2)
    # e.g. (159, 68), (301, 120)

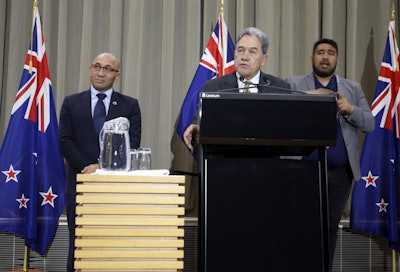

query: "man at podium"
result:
(183, 27), (290, 150)
(286, 38), (375, 270)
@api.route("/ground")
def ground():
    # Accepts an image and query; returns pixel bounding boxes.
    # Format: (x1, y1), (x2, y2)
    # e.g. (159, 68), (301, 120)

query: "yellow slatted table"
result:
(75, 174), (186, 272)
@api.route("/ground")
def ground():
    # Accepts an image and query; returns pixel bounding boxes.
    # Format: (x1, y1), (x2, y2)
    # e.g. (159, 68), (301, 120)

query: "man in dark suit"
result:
(58, 52), (141, 272)
(183, 27), (290, 150)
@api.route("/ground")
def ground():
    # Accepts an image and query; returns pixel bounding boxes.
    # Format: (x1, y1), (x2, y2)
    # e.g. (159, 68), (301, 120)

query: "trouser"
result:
(327, 164), (353, 271)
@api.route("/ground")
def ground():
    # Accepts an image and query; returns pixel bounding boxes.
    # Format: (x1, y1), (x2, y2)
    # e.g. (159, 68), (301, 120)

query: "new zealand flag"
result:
(350, 19), (400, 251)
(175, 12), (235, 141)
(0, 5), (66, 255)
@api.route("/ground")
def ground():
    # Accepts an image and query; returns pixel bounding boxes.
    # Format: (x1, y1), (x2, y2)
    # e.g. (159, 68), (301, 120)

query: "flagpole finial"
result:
(29, 0), (39, 74)
(220, 0), (224, 14)
(391, 1), (395, 21)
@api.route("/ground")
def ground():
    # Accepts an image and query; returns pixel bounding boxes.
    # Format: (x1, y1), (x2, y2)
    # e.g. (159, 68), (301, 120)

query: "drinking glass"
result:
(130, 149), (139, 171)
(138, 147), (151, 170)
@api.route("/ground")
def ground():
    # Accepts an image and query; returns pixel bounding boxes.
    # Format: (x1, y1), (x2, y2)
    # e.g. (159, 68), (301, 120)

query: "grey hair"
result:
(236, 27), (269, 54)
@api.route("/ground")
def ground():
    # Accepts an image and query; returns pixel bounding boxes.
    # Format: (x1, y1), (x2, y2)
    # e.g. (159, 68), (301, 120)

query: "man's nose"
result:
(97, 68), (106, 75)
(321, 52), (330, 58)
(241, 51), (250, 59)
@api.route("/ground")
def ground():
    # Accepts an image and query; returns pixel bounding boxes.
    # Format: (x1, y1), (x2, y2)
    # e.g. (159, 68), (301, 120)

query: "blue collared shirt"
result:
(305, 75), (348, 167)
(91, 86), (113, 117)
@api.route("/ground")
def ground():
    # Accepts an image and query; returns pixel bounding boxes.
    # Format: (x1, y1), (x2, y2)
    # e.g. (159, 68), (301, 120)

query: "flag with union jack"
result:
(350, 18), (400, 251)
(0, 4), (66, 255)
(175, 12), (235, 141)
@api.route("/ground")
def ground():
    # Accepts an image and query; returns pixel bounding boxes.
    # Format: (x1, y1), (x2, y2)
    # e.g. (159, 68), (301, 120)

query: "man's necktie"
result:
(93, 93), (107, 134)
(244, 81), (251, 93)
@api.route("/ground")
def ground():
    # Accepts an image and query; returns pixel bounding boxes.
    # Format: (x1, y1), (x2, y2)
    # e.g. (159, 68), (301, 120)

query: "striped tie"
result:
(244, 81), (251, 93)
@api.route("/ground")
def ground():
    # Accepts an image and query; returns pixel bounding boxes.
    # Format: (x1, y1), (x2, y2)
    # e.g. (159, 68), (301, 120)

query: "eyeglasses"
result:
(91, 64), (119, 74)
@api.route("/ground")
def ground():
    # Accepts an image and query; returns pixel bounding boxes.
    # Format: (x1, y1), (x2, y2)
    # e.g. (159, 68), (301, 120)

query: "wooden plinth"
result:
(74, 174), (186, 272)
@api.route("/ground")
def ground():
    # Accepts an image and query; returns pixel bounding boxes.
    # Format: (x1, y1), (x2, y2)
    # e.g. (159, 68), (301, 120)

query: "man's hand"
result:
(307, 88), (354, 116)
(306, 88), (335, 95)
(337, 92), (354, 116)
(183, 124), (200, 152)
(81, 163), (100, 174)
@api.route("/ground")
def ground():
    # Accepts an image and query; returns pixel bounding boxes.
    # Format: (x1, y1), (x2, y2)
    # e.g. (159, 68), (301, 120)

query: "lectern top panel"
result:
(199, 91), (338, 147)
(200, 91), (335, 101)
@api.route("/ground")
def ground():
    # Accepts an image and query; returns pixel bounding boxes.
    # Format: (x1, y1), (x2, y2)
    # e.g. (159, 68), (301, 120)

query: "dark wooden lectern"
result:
(198, 92), (338, 272)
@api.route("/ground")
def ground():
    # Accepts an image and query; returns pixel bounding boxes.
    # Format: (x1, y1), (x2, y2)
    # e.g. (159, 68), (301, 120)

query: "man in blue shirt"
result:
(286, 38), (375, 270)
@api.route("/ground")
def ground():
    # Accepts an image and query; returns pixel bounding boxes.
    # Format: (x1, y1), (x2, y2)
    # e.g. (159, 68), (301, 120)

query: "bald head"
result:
(89, 52), (121, 91)
(93, 53), (120, 70)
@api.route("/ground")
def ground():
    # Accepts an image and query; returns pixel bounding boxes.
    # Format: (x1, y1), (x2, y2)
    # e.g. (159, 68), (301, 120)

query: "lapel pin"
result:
(112, 101), (117, 106)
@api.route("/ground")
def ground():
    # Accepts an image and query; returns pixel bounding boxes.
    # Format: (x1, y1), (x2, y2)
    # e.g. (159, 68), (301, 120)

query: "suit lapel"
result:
(259, 72), (269, 86)
(81, 90), (99, 135)
(335, 75), (347, 95)
(107, 91), (121, 120)
(305, 73), (316, 89)
(223, 73), (238, 90)
(83, 90), (94, 121)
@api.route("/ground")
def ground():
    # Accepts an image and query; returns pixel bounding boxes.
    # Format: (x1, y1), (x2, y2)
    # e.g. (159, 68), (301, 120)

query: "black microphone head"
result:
(238, 75), (245, 82)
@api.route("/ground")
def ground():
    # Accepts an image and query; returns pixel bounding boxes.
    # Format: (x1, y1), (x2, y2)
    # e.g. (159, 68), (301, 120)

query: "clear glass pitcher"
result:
(99, 117), (131, 171)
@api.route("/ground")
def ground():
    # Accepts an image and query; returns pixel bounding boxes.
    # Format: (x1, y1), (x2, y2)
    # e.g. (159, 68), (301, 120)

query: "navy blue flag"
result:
(175, 12), (235, 141)
(350, 19), (400, 251)
(0, 5), (66, 255)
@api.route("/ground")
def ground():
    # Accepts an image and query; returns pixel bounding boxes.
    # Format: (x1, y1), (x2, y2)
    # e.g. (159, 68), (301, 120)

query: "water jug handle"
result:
(99, 126), (104, 147)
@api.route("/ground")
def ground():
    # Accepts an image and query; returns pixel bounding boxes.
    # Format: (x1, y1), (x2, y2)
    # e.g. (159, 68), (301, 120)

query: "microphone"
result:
(238, 75), (270, 87)
(212, 86), (257, 92)
(206, 76), (259, 92)
(239, 76), (306, 95)
(206, 76), (267, 93)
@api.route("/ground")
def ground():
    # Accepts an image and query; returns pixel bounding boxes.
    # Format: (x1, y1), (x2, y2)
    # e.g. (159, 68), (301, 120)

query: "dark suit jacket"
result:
(203, 71), (291, 92)
(58, 89), (141, 194)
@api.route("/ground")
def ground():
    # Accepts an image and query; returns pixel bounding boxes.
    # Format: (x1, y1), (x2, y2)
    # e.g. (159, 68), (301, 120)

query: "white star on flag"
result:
(361, 170), (379, 188)
(39, 186), (58, 208)
(17, 194), (30, 209)
(2, 165), (21, 183)
(376, 198), (389, 213)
